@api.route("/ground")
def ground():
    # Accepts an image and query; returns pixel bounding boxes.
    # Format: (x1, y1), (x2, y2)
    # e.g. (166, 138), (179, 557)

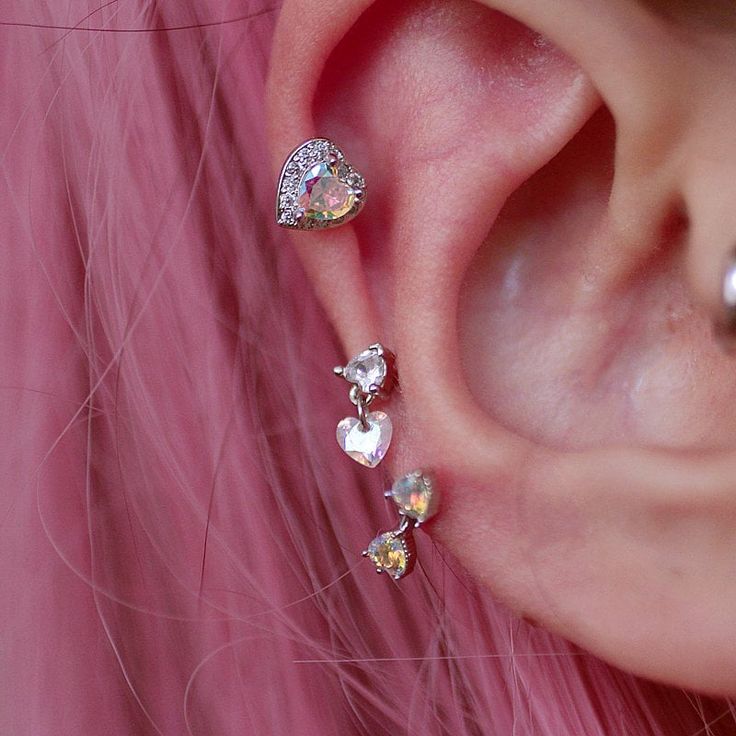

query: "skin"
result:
(267, 0), (736, 695)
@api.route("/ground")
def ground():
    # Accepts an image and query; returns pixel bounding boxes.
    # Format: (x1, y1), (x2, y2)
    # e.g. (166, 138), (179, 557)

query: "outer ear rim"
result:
(267, 0), (371, 172)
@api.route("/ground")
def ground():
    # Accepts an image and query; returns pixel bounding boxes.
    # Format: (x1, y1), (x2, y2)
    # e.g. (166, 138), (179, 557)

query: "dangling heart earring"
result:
(333, 346), (441, 580)
(276, 138), (366, 230)
(333, 343), (396, 468)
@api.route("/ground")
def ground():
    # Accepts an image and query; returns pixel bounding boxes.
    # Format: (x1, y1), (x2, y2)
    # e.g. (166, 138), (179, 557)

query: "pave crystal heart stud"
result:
(334, 343), (396, 467)
(276, 138), (366, 229)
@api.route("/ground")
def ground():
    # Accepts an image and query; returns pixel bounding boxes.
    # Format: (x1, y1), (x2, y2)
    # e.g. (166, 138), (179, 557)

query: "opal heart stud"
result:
(385, 469), (438, 526)
(276, 138), (366, 230)
(364, 470), (440, 581)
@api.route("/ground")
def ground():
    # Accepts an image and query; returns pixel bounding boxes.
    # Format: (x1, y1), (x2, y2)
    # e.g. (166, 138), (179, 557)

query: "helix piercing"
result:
(332, 344), (439, 580)
(276, 138), (366, 229)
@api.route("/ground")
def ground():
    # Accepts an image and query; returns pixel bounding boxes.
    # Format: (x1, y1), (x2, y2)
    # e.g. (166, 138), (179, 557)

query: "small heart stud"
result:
(276, 138), (366, 230)
(336, 411), (392, 468)
(386, 470), (438, 525)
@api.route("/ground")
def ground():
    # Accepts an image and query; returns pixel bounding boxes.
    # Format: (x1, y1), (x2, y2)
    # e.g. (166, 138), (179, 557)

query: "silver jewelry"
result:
(333, 345), (438, 580)
(363, 469), (439, 580)
(276, 138), (366, 230)
(714, 252), (736, 350)
(334, 343), (395, 468)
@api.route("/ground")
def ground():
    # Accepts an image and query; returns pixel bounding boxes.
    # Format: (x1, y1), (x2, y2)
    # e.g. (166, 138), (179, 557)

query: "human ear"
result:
(266, 0), (598, 353)
(267, 0), (736, 695)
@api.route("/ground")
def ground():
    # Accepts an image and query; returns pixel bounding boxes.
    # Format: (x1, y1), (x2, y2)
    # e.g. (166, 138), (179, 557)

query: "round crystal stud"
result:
(364, 531), (412, 580)
(297, 162), (356, 221)
(343, 347), (388, 394)
(389, 470), (438, 524)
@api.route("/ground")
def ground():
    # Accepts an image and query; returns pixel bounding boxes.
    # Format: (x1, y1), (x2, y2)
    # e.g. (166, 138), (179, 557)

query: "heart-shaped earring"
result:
(334, 343), (396, 468)
(364, 469), (440, 580)
(336, 411), (392, 469)
(331, 346), (440, 582)
(276, 138), (366, 230)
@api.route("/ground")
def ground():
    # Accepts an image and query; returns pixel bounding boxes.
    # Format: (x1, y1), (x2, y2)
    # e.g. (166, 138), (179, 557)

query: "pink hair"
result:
(0, 1), (733, 733)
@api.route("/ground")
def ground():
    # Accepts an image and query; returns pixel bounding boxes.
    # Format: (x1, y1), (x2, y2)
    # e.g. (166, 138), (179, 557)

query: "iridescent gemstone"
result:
(336, 411), (392, 468)
(297, 162), (355, 221)
(343, 348), (387, 394)
(389, 470), (438, 524)
(365, 532), (409, 579)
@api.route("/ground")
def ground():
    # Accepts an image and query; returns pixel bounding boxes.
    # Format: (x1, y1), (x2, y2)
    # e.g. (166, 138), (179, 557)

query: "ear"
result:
(267, 0), (598, 353)
(267, 0), (736, 695)
(267, 0), (596, 658)
(266, 0), (596, 628)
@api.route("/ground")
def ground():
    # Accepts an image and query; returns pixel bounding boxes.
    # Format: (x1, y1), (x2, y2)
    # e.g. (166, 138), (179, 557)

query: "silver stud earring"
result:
(276, 138), (366, 230)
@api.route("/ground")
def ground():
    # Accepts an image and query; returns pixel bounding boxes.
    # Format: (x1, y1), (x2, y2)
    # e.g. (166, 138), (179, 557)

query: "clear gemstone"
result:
(390, 470), (437, 523)
(346, 172), (362, 188)
(336, 411), (392, 468)
(343, 348), (387, 394)
(366, 532), (408, 578)
(298, 162), (355, 221)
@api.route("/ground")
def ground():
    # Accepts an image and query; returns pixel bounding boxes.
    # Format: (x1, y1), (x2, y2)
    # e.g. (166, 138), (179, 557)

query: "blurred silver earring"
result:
(715, 251), (736, 350)
(333, 343), (395, 468)
(276, 138), (366, 230)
